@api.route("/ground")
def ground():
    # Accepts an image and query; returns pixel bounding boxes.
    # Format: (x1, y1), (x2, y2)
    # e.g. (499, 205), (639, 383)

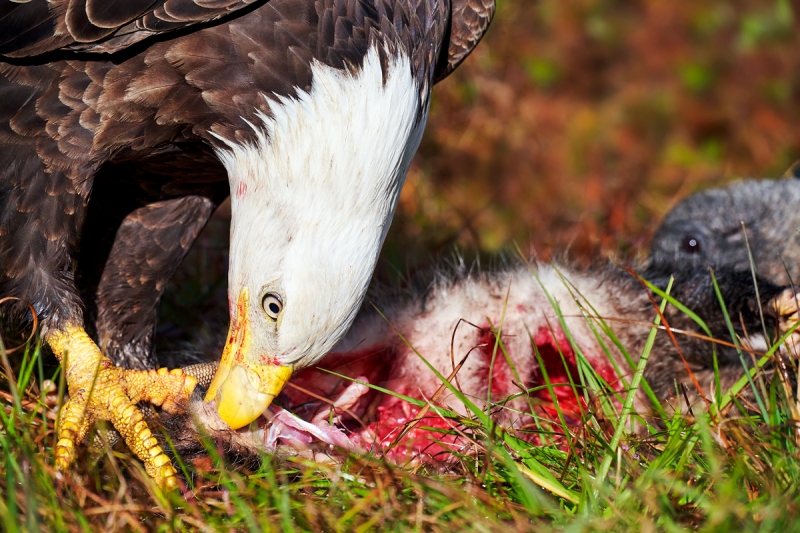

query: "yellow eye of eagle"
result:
(262, 293), (283, 319)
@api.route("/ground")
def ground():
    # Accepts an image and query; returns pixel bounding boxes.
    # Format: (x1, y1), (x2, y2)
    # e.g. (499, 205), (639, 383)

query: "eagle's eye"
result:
(681, 235), (701, 254)
(262, 293), (283, 319)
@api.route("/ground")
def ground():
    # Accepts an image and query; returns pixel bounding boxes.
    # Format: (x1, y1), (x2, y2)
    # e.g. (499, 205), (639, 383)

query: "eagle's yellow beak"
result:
(204, 289), (293, 429)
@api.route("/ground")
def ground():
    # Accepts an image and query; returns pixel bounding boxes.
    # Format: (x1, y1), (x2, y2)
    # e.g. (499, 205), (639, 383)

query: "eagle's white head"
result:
(205, 46), (427, 428)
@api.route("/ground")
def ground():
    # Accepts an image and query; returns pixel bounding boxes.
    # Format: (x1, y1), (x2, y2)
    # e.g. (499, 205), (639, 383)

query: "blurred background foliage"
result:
(393, 0), (800, 265)
(159, 0), (800, 350)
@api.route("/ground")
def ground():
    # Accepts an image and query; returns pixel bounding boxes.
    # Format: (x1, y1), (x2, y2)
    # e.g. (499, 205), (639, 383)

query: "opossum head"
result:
(650, 178), (800, 285)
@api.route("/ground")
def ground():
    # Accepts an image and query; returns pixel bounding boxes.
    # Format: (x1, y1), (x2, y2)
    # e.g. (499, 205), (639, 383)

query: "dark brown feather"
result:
(433, 0), (494, 82)
(85, 0), (161, 29)
(0, 0), (258, 57)
(0, 1), (71, 56)
(84, 195), (222, 369)
(65, 0), (118, 43)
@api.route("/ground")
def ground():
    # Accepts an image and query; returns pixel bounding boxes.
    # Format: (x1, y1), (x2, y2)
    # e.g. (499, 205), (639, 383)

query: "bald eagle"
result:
(0, 0), (494, 487)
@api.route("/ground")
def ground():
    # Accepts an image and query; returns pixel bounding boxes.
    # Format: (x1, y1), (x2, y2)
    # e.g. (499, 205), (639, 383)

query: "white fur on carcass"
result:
(335, 263), (640, 419)
(201, 262), (651, 464)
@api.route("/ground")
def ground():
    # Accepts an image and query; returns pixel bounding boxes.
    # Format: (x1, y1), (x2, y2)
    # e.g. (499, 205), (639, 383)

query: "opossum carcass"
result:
(153, 175), (800, 468)
(160, 261), (793, 466)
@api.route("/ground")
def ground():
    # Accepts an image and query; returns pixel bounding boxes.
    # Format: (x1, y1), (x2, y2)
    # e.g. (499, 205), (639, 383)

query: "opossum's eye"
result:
(262, 293), (283, 320)
(681, 235), (702, 254)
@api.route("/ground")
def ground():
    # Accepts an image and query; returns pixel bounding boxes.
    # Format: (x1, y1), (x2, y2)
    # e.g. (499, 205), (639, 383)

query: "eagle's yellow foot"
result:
(772, 288), (800, 356)
(46, 326), (197, 489)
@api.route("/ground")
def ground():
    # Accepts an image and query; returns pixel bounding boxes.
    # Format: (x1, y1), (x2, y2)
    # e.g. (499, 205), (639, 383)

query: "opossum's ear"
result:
(782, 159), (800, 179)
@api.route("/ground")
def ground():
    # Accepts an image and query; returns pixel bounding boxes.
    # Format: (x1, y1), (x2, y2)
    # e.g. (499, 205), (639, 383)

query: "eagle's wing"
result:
(434, 0), (495, 83)
(0, 0), (259, 57)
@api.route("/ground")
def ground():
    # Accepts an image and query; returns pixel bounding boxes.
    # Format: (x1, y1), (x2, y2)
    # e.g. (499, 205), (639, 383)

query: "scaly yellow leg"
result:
(47, 326), (197, 489)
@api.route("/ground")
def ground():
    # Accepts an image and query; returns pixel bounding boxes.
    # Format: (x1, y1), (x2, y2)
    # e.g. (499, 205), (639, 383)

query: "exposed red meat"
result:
(264, 299), (628, 464)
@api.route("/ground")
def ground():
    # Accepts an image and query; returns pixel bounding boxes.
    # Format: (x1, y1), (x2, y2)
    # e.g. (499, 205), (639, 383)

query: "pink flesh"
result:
(528, 326), (621, 422)
(264, 325), (621, 463)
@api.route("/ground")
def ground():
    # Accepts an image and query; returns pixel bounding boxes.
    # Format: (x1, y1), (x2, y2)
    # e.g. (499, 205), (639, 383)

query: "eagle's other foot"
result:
(46, 326), (197, 489)
(772, 288), (800, 356)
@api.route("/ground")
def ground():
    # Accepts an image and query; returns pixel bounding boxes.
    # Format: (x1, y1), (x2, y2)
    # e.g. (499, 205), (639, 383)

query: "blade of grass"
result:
(595, 276), (673, 487)
(708, 268), (769, 420)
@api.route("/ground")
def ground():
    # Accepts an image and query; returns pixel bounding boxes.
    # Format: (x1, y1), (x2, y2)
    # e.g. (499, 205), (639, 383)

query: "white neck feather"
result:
(214, 46), (427, 365)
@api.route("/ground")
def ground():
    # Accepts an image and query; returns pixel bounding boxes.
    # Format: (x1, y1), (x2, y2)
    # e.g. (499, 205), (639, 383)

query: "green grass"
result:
(3, 273), (800, 531)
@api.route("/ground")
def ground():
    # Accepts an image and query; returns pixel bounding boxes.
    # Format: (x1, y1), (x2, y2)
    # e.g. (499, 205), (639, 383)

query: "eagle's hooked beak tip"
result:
(203, 288), (293, 429)
(210, 363), (293, 429)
